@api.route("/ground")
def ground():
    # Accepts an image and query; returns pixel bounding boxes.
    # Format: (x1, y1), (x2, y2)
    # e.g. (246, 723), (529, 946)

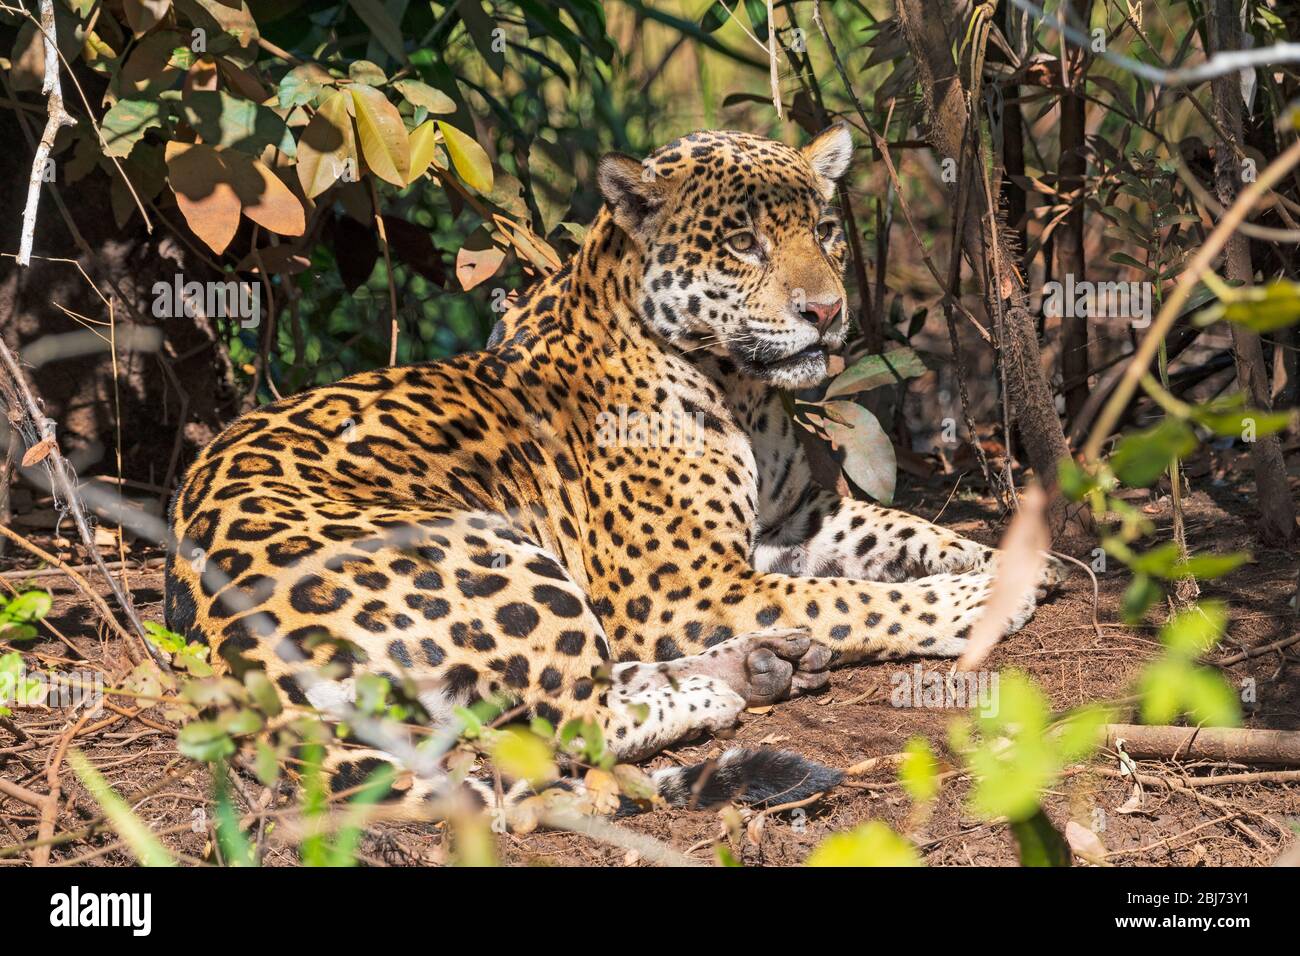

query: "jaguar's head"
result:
(598, 125), (853, 389)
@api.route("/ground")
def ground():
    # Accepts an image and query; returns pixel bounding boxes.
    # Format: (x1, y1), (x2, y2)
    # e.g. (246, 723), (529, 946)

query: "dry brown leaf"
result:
(455, 245), (505, 291)
(165, 142), (242, 254)
(226, 151), (306, 237)
(955, 483), (1049, 671)
(21, 438), (54, 468)
(1065, 820), (1107, 861)
(123, 0), (171, 36)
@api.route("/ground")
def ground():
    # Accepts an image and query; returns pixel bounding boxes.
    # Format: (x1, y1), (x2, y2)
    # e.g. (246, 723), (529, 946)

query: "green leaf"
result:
(354, 673), (391, 715)
(102, 99), (164, 158)
(1190, 394), (1293, 439)
(1159, 601), (1228, 657)
(1121, 573), (1163, 624)
(1183, 667), (1242, 726)
(144, 620), (187, 654)
(743, 0), (769, 40)
(1139, 657), (1186, 724)
(214, 771), (257, 866)
(1056, 459), (1097, 502)
(253, 740), (280, 788)
(181, 0), (260, 69)
(327, 761), (396, 866)
(218, 707), (264, 736)
(393, 79), (456, 114)
(528, 136), (576, 235)
(817, 400), (897, 504)
(0, 651), (43, 708)
(1139, 656), (1241, 727)
(351, 85), (410, 186)
(69, 749), (175, 866)
(958, 672), (1056, 822)
(806, 820), (922, 867)
(700, 0), (729, 32)
(182, 91), (295, 158)
(1108, 251), (1152, 272)
(715, 844), (743, 867)
(898, 737), (940, 803)
(1, 589), (51, 624)
(1109, 418), (1197, 487)
(348, 59), (388, 86)
(437, 120), (494, 193)
(347, 0), (408, 64)
(1054, 704), (1109, 762)
(178, 720), (236, 762)
(1010, 808), (1072, 867)
(1197, 281), (1300, 332)
(489, 726), (558, 785)
(278, 63), (334, 109)
(1172, 552), (1249, 580)
(459, 0), (507, 75)
(244, 670), (283, 718)
(824, 347), (927, 399)
(1128, 541), (1182, 578)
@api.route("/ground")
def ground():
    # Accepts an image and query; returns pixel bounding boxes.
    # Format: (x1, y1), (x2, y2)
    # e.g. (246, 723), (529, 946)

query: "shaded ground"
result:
(1, 452), (1297, 867)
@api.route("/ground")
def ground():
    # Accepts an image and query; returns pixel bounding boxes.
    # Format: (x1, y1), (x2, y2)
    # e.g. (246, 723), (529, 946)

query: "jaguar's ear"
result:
(803, 122), (853, 198)
(597, 152), (669, 244)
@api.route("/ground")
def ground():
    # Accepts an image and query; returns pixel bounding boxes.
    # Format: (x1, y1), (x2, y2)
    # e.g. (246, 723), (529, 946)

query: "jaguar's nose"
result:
(800, 299), (843, 333)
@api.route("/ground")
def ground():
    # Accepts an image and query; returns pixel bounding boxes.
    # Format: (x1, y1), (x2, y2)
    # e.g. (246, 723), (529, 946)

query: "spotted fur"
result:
(165, 126), (1058, 806)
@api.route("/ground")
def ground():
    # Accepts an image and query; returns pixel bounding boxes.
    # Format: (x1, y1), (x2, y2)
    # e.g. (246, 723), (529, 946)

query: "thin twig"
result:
(0, 336), (161, 665)
(15, 0), (75, 266)
(1216, 632), (1300, 667)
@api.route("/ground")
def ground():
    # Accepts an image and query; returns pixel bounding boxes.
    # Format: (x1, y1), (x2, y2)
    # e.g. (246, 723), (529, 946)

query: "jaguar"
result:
(165, 124), (1059, 814)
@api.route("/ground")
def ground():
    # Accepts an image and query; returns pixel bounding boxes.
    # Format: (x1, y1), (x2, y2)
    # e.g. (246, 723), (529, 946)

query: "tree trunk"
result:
(1057, 0), (1090, 427)
(998, 0), (1028, 272)
(1206, 0), (1297, 546)
(896, 0), (1085, 545)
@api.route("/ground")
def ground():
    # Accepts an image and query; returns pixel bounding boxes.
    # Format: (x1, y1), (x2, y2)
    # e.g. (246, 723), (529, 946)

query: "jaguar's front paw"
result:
(698, 628), (831, 706)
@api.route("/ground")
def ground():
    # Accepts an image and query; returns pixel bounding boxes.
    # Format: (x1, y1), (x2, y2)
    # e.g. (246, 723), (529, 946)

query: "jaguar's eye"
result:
(816, 220), (838, 243)
(726, 232), (759, 255)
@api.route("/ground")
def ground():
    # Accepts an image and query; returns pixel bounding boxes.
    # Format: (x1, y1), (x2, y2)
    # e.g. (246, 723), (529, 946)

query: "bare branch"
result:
(15, 0), (76, 267)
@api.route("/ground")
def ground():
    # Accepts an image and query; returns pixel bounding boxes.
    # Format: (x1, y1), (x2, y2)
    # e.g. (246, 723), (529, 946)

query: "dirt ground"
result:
(2, 450), (1298, 867)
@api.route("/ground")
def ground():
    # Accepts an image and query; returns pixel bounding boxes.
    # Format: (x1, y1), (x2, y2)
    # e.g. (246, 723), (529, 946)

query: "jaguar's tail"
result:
(641, 747), (843, 811)
(318, 746), (841, 829)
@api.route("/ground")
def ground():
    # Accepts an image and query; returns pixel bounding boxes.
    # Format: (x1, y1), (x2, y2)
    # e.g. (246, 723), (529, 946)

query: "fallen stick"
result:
(0, 557), (167, 582)
(1091, 767), (1288, 839)
(1216, 632), (1300, 667)
(1105, 723), (1300, 766)
(0, 523), (146, 664)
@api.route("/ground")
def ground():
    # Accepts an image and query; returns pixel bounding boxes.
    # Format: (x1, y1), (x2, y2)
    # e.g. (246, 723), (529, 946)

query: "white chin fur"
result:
(763, 353), (829, 390)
